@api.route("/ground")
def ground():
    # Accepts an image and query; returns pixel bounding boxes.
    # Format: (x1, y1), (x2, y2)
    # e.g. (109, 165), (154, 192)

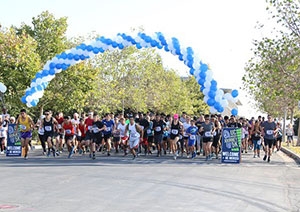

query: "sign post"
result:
(6, 124), (22, 157)
(221, 128), (242, 163)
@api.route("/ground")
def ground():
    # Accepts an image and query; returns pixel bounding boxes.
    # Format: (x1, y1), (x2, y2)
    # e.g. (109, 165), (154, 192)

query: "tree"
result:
(0, 27), (41, 116)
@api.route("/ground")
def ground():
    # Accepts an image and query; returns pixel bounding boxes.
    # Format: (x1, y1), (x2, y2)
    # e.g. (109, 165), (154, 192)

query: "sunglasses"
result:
(45, 113), (50, 115)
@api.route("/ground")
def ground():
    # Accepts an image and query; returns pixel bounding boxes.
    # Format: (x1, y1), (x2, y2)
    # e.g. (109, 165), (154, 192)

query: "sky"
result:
(0, 0), (274, 117)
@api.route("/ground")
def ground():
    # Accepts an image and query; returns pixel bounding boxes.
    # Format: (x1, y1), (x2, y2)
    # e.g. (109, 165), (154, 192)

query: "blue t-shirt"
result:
(102, 119), (114, 135)
(186, 126), (198, 141)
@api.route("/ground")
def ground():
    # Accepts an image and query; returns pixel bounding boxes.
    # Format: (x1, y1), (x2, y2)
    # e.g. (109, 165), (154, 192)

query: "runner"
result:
(195, 115), (205, 155)
(152, 114), (165, 157)
(41, 110), (58, 157)
(261, 115), (277, 163)
(91, 113), (106, 159)
(212, 115), (222, 159)
(0, 117), (8, 154)
(186, 119), (198, 159)
(170, 114), (183, 159)
(286, 123), (294, 147)
(77, 118), (86, 154)
(15, 109), (35, 159)
(275, 122), (283, 152)
(182, 116), (191, 157)
(54, 112), (64, 154)
(117, 117), (129, 156)
(62, 116), (76, 158)
(124, 115), (143, 160)
(200, 114), (215, 161)
(112, 117), (121, 154)
(102, 113), (114, 156)
(251, 120), (262, 158)
(36, 115), (46, 155)
(136, 113), (150, 155)
(81, 112), (94, 154)
(241, 118), (250, 153)
(146, 115), (154, 155)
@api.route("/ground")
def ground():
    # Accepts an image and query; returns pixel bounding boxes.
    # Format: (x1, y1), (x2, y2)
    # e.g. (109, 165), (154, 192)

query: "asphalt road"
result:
(0, 149), (299, 212)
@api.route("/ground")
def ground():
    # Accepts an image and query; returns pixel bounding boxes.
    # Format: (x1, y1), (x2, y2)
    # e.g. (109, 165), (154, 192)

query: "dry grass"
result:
(282, 140), (300, 156)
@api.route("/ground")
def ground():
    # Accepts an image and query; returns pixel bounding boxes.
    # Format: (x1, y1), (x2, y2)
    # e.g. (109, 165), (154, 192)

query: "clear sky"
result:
(0, 0), (273, 117)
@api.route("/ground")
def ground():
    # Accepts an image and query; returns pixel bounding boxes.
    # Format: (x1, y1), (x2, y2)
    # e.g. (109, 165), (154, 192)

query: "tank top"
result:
(129, 123), (140, 141)
(78, 124), (85, 137)
(0, 127), (6, 138)
(63, 122), (75, 136)
(19, 116), (31, 132)
(171, 121), (180, 136)
(44, 117), (54, 133)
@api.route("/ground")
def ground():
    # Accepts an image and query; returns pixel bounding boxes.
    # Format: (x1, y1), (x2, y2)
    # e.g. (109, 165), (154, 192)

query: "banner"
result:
(6, 124), (22, 157)
(221, 127), (242, 163)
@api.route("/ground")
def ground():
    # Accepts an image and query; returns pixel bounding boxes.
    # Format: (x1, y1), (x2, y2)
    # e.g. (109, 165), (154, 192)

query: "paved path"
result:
(0, 149), (299, 212)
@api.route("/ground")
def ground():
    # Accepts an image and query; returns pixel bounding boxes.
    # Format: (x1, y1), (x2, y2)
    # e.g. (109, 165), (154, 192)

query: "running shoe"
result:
(107, 152), (111, 156)
(55, 151), (60, 156)
(79, 149), (83, 154)
(47, 151), (51, 157)
(24, 154), (28, 160)
(132, 155), (136, 160)
(253, 155), (256, 158)
(92, 154), (96, 160)
(173, 154), (177, 160)
(267, 157), (270, 163)
(263, 155), (267, 161)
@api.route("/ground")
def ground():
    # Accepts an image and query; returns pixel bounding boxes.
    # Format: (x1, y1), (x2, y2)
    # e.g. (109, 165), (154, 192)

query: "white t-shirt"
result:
(183, 122), (191, 137)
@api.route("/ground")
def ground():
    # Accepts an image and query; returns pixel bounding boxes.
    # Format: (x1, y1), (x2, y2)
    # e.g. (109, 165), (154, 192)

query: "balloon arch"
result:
(21, 32), (239, 116)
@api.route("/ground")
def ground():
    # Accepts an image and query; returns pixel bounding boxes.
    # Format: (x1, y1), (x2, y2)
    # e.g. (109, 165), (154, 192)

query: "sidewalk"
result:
(281, 136), (300, 163)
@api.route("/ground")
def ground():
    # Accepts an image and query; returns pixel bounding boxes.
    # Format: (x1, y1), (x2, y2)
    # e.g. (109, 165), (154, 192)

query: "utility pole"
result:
(282, 107), (287, 143)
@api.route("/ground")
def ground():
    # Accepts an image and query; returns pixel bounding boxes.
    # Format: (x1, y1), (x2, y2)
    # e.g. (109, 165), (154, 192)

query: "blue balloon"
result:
(93, 47), (99, 54)
(37, 85), (43, 91)
(55, 64), (62, 69)
(74, 55), (80, 61)
(231, 108), (238, 116)
(218, 107), (224, 113)
(30, 99), (38, 107)
(214, 102), (222, 111)
(118, 43), (124, 49)
(210, 80), (217, 87)
(99, 48), (105, 53)
(208, 90), (216, 99)
(42, 69), (49, 76)
(207, 98), (215, 106)
(231, 89), (239, 98)
(200, 86), (205, 92)
(67, 53), (74, 60)
(210, 85), (218, 92)
(61, 64), (68, 70)
(187, 54), (193, 61)
(189, 68), (195, 75)
(200, 64), (208, 72)
(178, 55), (183, 61)
(200, 71), (206, 79)
(150, 40), (158, 47)
(21, 96), (27, 103)
(80, 55), (86, 60)
(36, 72), (42, 79)
(164, 46), (169, 52)
(61, 52), (67, 59)
(49, 63), (56, 69)
(112, 42), (118, 48)
(86, 45), (93, 51)
(25, 90), (32, 96)
(198, 78), (205, 86)
(157, 44), (163, 49)
(136, 43), (142, 49)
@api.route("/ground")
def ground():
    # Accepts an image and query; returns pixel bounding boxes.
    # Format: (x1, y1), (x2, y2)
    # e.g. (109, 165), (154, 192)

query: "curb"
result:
(281, 147), (300, 164)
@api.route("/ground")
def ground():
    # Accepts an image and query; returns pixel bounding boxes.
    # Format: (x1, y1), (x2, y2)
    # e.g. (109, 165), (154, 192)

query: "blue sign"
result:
(221, 128), (242, 163)
(6, 124), (22, 157)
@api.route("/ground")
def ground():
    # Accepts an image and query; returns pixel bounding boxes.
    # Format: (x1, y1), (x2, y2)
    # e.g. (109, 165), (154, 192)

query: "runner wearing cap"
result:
(200, 114), (215, 161)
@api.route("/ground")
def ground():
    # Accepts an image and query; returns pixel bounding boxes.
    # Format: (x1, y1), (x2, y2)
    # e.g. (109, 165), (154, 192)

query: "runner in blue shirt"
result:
(102, 113), (114, 156)
(186, 119), (198, 159)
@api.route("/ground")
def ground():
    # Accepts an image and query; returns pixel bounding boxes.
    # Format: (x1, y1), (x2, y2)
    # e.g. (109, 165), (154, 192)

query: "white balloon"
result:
(206, 70), (213, 78)
(194, 69), (200, 77)
(30, 82), (37, 88)
(26, 102), (32, 108)
(224, 93), (233, 101)
(203, 88), (210, 96)
(204, 81), (211, 89)
(216, 89), (224, 97)
(209, 107), (217, 114)
(232, 97), (239, 103)
(215, 94), (222, 102)
(204, 96), (209, 103)
(36, 78), (42, 85)
(221, 99), (229, 107)
(26, 96), (33, 103)
(196, 76), (200, 82)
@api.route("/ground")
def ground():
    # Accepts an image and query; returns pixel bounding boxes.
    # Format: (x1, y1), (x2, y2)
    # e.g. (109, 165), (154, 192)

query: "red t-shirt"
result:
(78, 123), (86, 137)
(85, 118), (94, 131)
(63, 121), (74, 136)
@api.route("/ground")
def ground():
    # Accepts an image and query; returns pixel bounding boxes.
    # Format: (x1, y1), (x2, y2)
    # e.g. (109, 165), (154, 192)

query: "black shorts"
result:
(44, 132), (54, 140)
(113, 136), (120, 142)
(203, 137), (212, 143)
(77, 136), (85, 142)
(104, 134), (112, 142)
(85, 132), (93, 141)
(92, 133), (103, 144)
(0, 137), (5, 143)
(148, 136), (154, 144)
(276, 136), (282, 142)
(65, 135), (75, 142)
(170, 134), (179, 140)
(212, 135), (220, 148)
(154, 134), (163, 144)
(264, 138), (274, 148)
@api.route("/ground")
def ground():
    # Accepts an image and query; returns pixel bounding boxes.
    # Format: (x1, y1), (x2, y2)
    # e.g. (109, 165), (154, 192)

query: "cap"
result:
(174, 114), (179, 119)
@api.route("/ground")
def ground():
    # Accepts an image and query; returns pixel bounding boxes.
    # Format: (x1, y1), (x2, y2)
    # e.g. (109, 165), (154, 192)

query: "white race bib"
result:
(266, 130), (273, 135)
(140, 126), (144, 130)
(21, 125), (26, 130)
(257, 140), (262, 145)
(65, 129), (71, 134)
(106, 127), (111, 132)
(147, 129), (152, 134)
(171, 129), (178, 135)
(155, 126), (161, 132)
(45, 126), (52, 131)
(131, 132), (139, 138)
(205, 131), (212, 137)
(190, 135), (196, 140)
(93, 127), (99, 133)
(88, 126), (92, 130)
(57, 124), (62, 129)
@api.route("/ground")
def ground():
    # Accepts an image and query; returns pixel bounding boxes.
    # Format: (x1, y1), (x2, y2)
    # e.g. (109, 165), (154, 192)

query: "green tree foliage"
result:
(243, 0), (300, 115)
(0, 27), (41, 115)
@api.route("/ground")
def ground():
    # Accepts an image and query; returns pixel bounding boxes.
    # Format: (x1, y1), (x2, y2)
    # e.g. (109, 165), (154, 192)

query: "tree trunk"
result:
(39, 105), (44, 119)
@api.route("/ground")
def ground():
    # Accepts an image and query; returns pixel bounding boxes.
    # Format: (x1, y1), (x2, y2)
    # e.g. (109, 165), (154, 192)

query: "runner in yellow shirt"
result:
(16, 109), (35, 159)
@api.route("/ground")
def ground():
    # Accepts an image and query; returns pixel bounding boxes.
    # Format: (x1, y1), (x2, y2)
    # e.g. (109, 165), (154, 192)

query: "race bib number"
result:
(131, 132), (139, 138)
(155, 126), (161, 132)
(21, 125), (26, 130)
(147, 129), (152, 134)
(140, 126), (144, 130)
(106, 127), (111, 132)
(93, 127), (99, 133)
(257, 140), (262, 145)
(171, 129), (178, 135)
(65, 129), (71, 134)
(213, 131), (216, 136)
(179, 135), (183, 139)
(190, 135), (196, 140)
(88, 126), (92, 130)
(57, 124), (62, 129)
(45, 126), (52, 131)
(205, 131), (212, 137)
(266, 130), (274, 135)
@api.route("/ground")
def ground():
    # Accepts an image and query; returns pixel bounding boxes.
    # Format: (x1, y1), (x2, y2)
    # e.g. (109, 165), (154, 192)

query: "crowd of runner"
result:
(0, 107), (295, 162)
